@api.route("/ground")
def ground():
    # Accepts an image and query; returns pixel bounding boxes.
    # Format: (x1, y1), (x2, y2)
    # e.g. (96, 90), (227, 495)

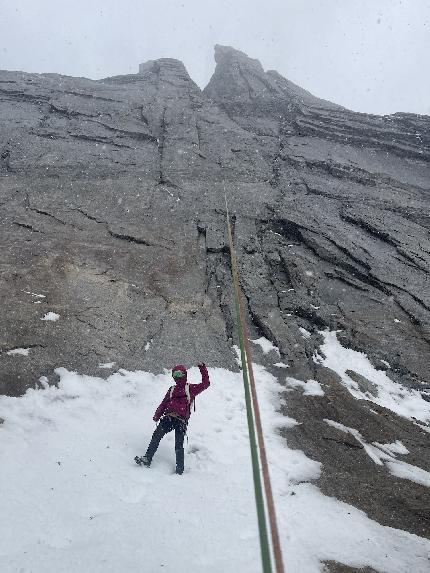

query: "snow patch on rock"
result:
(251, 337), (280, 355)
(324, 419), (430, 487)
(315, 331), (430, 425)
(41, 312), (60, 322)
(99, 362), (116, 370)
(6, 348), (30, 356)
(299, 327), (311, 339)
(286, 377), (325, 396)
(386, 460), (430, 487)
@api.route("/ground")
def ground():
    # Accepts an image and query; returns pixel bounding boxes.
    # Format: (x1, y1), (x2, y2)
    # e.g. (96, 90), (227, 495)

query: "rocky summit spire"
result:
(204, 44), (278, 105)
(204, 44), (341, 111)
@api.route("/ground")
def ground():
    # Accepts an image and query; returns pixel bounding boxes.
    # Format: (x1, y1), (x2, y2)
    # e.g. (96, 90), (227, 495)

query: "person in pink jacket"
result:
(135, 363), (210, 474)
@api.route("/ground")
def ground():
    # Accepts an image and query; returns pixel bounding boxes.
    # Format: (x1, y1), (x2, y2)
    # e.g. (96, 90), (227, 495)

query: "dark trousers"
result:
(146, 415), (186, 473)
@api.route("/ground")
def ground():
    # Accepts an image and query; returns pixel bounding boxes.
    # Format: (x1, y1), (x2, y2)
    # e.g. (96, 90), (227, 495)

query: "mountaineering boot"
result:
(134, 455), (151, 467)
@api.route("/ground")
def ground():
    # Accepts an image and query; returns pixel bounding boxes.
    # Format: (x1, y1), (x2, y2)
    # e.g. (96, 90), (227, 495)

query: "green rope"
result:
(225, 198), (273, 573)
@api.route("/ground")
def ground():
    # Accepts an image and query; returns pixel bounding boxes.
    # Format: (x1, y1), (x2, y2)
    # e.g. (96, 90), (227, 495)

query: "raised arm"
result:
(189, 363), (210, 400)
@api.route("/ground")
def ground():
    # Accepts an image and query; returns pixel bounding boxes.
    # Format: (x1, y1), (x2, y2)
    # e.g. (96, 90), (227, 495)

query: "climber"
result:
(134, 363), (210, 475)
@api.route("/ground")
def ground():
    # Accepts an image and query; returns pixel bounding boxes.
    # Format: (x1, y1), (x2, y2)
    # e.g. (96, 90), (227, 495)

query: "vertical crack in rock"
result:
(158, 106), (167, 185)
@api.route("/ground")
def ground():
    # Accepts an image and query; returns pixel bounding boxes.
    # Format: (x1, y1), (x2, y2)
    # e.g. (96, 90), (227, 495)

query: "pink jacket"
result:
(153, 364), (210, 422)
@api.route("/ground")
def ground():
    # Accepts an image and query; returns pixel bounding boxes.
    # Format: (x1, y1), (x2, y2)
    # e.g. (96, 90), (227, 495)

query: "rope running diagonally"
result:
(225, 195), (285, 573)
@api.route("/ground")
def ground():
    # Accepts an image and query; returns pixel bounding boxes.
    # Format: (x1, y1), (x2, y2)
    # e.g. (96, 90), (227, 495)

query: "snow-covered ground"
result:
(1, 355), (429, 572)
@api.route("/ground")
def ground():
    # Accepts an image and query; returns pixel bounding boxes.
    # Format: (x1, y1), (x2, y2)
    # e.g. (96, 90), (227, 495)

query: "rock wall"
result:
(1, 44), (429, 538)
(1, 45), (429, 396)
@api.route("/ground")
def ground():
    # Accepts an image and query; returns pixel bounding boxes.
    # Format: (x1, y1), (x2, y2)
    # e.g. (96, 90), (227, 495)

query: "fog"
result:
(0, 0), (429, 115)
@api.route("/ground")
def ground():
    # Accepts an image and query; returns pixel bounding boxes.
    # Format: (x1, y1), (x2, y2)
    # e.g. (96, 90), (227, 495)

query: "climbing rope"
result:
(225, 196), (285, 573)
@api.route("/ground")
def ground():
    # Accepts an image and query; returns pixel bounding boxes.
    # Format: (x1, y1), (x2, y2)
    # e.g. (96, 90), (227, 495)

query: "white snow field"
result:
(1, 363), (430, 573)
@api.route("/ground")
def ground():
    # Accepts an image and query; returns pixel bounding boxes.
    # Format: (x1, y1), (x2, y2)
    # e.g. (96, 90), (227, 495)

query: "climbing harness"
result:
(167, 384), (194, 442)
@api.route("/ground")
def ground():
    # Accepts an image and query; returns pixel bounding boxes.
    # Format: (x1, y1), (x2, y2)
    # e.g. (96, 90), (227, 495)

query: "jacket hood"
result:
(172, 364), (188, 383)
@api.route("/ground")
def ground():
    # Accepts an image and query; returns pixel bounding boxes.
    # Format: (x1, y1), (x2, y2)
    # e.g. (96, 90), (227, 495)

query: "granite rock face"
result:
(1, 45), (429, 541)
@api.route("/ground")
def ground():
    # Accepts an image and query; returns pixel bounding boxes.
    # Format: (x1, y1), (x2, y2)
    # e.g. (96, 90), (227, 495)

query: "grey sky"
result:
(0, 0), (429, 115)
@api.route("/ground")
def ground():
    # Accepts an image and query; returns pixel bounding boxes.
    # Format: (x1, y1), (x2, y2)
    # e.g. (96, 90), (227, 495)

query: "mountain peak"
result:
(205, 45), (342, 111)
(204, 45), (271, 105)
(213, 44), (264, 73)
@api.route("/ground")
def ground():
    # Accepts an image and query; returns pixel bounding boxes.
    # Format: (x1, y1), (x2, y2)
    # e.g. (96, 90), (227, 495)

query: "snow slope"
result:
(0, 364), (429, 572)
